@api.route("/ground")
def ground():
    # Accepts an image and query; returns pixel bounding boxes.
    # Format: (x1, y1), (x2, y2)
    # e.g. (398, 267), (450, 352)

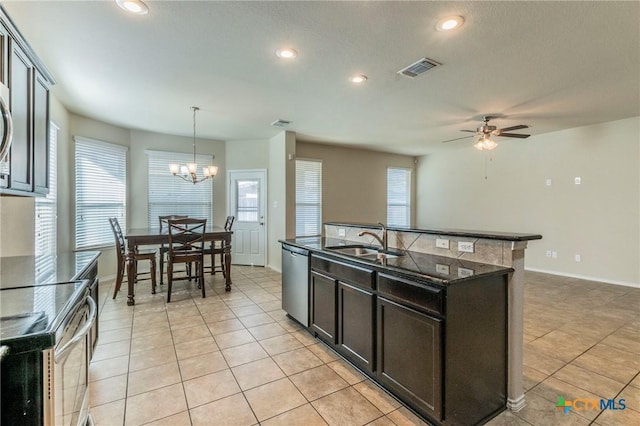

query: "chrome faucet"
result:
(357, 222), (387, 251)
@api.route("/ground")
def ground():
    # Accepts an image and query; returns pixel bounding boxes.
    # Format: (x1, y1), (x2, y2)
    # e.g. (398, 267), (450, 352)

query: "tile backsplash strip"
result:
(324, 224), (511, 267)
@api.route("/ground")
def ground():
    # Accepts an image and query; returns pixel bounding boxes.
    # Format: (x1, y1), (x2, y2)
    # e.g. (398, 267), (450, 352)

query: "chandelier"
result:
(169, 106), (218, 184)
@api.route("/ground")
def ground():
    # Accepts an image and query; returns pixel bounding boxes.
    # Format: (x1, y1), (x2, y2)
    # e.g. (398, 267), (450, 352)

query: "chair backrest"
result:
(159, 215), (188, 231)
(109, 217), (126, 260)
(224, 215), (235, 232)
(168, 218), (207, 255)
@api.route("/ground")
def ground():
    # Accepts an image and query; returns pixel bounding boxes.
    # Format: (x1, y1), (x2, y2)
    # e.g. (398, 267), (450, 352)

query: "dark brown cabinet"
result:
(0, 9), (53, 195)
(377, 296), (442, 420)
(338, 281), (375, 372)
(310, 271), (337, 343)
(7, 43), (33, 192)
(33, 71), (49, 194)
(305, 249), (508, 426)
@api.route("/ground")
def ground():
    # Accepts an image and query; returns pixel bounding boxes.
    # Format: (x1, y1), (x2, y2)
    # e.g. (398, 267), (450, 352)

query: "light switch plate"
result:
(435, 263), (450, 275)
(458, 267), (474, 278)
(436, 238), (450, 249)
(458, 241), (474, 253)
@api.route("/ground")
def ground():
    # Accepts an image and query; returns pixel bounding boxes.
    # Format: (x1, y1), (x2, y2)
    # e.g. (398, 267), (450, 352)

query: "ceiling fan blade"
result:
(460, 129), (476, 133)
(441, 135), (474, 143)
(496, 133), (530, 139)
(498, 124), (528, 132)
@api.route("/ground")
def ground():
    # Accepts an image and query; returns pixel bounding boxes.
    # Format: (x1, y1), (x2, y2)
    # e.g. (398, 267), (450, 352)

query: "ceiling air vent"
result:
(397, 57), (441, 78)
(271, 119), (291, 127)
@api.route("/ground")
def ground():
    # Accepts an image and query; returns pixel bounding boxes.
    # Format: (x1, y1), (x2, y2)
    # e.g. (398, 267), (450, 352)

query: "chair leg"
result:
(167, 259), (173, 303)
(113, 258), (125, 299)
(220, 251), (226, 278)
(159, 251), (164, 285)
(200, 260), (206, 299)
(150, 258), (157, 294)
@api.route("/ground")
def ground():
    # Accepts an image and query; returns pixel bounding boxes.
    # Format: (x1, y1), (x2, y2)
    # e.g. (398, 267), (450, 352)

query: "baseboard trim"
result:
(507, 395), (527, 412)
(525, 267), (639, 289)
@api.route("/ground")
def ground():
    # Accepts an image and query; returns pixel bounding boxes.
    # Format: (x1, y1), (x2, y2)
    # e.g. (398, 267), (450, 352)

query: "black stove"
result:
(0, 281), (88, 353)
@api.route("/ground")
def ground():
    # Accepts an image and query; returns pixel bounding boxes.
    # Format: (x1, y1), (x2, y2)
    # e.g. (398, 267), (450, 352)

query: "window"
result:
(296, 159), (322, 237)
(146, 150), (213, 226)
(35, 123), (58, 256)
(75, 137), (127, 249)
(387, 167), (411, 227)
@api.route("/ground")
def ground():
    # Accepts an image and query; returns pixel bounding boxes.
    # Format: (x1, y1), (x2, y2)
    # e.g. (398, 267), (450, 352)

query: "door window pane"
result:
(236, 180), (259, 222)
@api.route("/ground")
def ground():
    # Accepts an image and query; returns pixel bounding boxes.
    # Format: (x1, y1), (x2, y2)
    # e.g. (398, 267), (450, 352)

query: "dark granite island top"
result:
(281, 237), (513, 285)
(325, 222), (543, 242)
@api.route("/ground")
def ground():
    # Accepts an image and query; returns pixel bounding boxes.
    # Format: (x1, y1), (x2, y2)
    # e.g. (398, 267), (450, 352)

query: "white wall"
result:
(225, 139), (269, 171)
(416, 116), (640, 286)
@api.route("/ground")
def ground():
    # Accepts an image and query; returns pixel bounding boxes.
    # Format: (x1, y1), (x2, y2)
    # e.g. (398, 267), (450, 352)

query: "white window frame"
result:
(295, 158), (322, 237)
(146, 149), (213, 226)
(75, 137), (128, 250)
(387, 167), (412, 227)
(35, 122), (58, 256)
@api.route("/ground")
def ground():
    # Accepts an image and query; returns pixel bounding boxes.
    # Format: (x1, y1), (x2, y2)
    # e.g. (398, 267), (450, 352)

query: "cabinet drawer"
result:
(378, 273), (444, 316)
(311, 255), (375, 290)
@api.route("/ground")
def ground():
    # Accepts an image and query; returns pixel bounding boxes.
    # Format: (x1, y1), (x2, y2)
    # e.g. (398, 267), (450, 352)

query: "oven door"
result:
(44, 293), (96, 426)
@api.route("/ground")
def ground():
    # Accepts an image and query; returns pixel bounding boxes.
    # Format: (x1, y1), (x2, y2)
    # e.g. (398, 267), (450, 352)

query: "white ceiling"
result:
(3, 1), (639, 156)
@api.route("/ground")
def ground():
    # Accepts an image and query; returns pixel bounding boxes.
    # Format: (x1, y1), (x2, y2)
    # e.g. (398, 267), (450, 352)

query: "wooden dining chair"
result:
(205, 215), (235, 277)
(158, 215), (188, 285)
(109, 217), (158, 299)
(167, 218), (207, 303)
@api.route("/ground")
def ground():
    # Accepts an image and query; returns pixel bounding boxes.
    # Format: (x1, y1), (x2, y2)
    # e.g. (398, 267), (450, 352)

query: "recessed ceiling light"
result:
(115, 0), (149, 15)
(436, 16), (464, 31)
(275, 48), (297, 59)
(349, 75), (368, 84)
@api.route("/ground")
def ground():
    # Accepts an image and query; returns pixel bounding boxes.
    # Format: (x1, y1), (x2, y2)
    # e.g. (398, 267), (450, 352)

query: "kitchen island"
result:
(281, 224), (541, 425)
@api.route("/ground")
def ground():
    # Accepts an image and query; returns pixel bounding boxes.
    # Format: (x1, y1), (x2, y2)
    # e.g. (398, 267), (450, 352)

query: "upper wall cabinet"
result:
(0, 6), (54, 196)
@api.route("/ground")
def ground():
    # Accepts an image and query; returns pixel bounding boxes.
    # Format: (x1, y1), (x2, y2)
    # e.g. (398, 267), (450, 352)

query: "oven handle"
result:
(54, 295), (97, 361)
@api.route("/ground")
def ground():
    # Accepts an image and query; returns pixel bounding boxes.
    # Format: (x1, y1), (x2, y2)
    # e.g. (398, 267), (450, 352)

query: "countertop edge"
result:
(324, 222), (543, 241)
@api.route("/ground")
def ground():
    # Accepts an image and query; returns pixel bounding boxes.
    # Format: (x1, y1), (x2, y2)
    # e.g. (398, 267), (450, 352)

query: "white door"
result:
(228, 170), (266, 266)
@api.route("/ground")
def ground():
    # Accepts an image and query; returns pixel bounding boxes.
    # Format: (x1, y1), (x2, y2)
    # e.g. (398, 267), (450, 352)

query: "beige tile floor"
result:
(90, 267), (640, 425)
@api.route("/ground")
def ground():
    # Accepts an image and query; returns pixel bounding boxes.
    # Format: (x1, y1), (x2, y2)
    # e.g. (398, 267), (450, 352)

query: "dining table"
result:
(123, 226), (233, 306)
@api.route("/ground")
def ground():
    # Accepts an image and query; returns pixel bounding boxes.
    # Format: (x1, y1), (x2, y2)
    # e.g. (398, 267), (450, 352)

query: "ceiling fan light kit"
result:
(442, 116), (530, 150)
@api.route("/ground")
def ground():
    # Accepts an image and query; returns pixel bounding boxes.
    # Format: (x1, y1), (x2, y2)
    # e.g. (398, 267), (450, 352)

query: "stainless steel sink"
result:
(325, 245), (405, 260)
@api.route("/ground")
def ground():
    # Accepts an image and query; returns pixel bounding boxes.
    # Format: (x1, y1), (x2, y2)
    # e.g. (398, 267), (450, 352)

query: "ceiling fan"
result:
(442, 116), (530, 150)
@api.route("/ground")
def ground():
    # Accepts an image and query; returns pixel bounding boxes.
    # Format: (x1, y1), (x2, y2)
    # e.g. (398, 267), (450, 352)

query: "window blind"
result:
(296, 159), (322, 237)
(35, 122), (58, 256)
(387, 167), (411, 227)
(146, 150), (213, 226)
(75, 137), (127, 249)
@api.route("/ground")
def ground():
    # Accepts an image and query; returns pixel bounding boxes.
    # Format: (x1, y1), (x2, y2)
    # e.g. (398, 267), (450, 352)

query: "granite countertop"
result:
(0, 251), (100, 289)
(281, 237), (513, 285)
(325, 222), (543, 241)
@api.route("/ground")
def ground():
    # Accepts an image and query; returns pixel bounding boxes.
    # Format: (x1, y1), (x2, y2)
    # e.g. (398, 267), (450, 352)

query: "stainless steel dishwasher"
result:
(281, 244), (310, 326)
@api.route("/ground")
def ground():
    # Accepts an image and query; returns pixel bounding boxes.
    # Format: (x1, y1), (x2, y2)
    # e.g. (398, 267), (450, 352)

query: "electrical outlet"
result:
(574, 177), (582, 185)
(552, 251), (558, 259)
(546, 250), (552, 258)
(546, 179), (552, 186)
(338, 228), (346, 237)
(575, 254), (581, 262)
(436, 238), (450, 249)
(458, 241), (474, 253)
(458, 267), (474, 278)
(435, 263), (450, 275)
